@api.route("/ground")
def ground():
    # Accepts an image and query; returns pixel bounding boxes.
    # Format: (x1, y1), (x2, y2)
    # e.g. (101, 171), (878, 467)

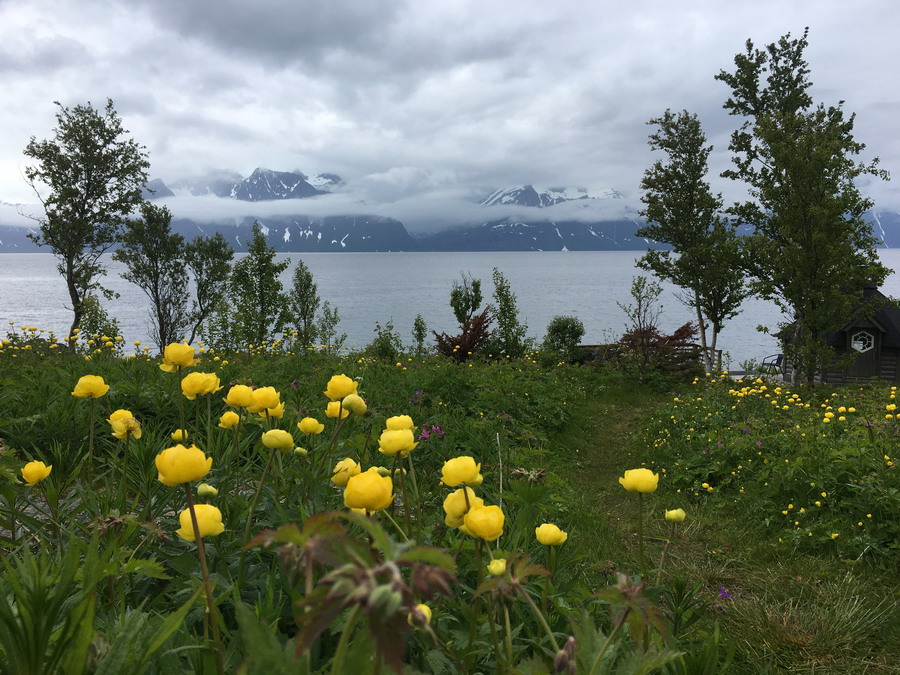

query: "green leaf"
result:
(396, 546), (457, 573)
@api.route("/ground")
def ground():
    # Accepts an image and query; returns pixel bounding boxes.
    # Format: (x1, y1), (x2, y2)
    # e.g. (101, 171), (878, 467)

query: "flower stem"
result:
(518, 584), (560, 653)
(406, 454), (423, 541)
(381, 509), (410, 542)
(331, 605), (362, 674)
(655, 522), (675, 586)
(184, 484), (225, 675)
(503, 603), (514, 665)
(88, 397), (96, 464)
(238, 447), (277, 585)
(637, 492), (646, 578)
(587, 609), (630, 675)
(397, 462), (414, 539)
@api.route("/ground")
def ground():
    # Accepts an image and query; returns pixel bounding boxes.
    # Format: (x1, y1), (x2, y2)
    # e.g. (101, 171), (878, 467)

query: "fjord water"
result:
(5, 249), (900, 367)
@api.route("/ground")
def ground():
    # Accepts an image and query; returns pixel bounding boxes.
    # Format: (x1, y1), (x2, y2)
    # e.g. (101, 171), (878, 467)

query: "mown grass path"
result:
(547, 372), (899, 674)
(547, 373), (668, 579)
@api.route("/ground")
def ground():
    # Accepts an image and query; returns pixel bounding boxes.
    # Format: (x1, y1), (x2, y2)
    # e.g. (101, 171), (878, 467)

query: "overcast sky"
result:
(1, 0), (898, 230)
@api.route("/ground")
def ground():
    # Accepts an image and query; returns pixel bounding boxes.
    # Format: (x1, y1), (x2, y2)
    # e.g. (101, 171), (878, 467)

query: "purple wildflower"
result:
(719, 587), (731, 599)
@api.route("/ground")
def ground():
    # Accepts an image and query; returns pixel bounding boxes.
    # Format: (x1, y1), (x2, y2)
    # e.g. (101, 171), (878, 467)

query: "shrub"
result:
(365, 320), (403, 361)
(542, 315), (585, 363)
(434, 308), (493, 361)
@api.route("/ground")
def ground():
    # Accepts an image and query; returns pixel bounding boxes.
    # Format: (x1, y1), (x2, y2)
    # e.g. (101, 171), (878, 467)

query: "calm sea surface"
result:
(4, 250), (900, 367)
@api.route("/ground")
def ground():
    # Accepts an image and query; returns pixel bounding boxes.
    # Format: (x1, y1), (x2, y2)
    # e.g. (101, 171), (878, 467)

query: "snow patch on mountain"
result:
(480, 185), (623, 208)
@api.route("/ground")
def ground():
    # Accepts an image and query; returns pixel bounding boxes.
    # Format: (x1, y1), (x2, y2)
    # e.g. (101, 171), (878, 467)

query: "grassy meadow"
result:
(0, 327), (897, 673)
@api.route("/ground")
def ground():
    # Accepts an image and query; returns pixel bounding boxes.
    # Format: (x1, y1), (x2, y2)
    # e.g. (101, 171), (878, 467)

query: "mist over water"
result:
(5, 250), (900, 368)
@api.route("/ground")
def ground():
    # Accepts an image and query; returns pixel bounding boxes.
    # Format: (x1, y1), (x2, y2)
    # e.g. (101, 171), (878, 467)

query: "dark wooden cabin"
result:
(784, 286), (900, 384)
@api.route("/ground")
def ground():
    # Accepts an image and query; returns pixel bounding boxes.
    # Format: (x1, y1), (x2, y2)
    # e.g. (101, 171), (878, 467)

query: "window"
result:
(851, 330), (874, 353)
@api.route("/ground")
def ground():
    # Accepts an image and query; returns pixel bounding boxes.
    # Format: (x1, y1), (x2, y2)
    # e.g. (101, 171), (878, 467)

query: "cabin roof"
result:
(825, 286), (900, 349)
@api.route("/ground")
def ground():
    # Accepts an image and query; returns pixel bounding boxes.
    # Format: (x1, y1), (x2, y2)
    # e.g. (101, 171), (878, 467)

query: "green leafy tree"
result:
(113, 202), (188, 352)
(317, 300), (346, 355)
(184, 232), (234, 345)
(23, 99), (150, 346)
(229, 222), (289, 347)
(287, 259), (320, 350)
(487, 267), (529, 358)
(542, 315), (585, 363)
(636, 109), (748, 371)
(411, 314), (428, 355)
(449, 272), (483, 325)
(716, 29), (890, 384)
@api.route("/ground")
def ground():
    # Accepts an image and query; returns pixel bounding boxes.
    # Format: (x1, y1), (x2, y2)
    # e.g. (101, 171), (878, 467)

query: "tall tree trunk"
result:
(65, 260), (82, 354)
(693, 289), (711, 371)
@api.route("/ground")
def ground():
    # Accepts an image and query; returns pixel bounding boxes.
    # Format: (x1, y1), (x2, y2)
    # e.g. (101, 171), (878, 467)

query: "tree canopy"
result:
(24, 99), (150, 344)
(716, 29), (890, 384)
(636, 109), (747, 370)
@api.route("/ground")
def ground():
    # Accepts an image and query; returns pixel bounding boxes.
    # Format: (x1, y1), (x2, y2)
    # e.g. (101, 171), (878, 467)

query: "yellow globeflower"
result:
(324, 374), (358, 401)
(247, 387), (280, 413)
(487, 558), (507, 576)
(171, 429), (188, 441)
(108, 409), (133, 426)
(181, 372), (222, 400)
(218, 411), (240, 429)
(343, 467), (394, 511)
(297, 417), (325, 434)
(331, 458), (361, 486)
(21, 460), (52, 486)
(463, 504), (505, 541)
(71, 375), (109, 398)
(618, 468), (659, 493)
(385, 415), (414, 430)
(175, 504), (225, 541)
(257, 401), (285, 420)
(111, 415), (142, 440)
(442, 487), (483, 527)
(197, 483), (219, 498)
(155, 444), (212, 486)
(407, 603), (432, 629)
(378, 429), (418, 457)
(159, 342), (198, 372)
(261, 429), (294, 452)
(342, 394), (367, 416)
(223, 384), (255, 408)
(441, 456), (482, 486)
(325, 401), (350, 419)
(535, 523), (568, 546)
(665, 508), (687, 523)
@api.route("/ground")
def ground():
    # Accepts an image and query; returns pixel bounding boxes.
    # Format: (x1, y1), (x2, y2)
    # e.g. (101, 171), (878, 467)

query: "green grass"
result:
(1, 339), (898, 673)
(543, 369), (900, 674)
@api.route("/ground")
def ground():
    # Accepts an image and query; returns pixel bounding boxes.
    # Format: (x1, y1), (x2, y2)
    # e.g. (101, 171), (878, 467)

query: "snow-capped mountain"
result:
(230, 168), (324, 201)
(169, 170), (244, 198)
(160, 168), (341, 202)
(480, 185), (624, 208)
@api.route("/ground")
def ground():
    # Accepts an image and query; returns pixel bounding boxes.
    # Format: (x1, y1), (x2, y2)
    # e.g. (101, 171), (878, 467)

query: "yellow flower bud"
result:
(665, 508), (686, 523)
(487, 558), (507, 576)
(297, 417), (325, 434)
(262, 429), (294, 451)
(175, 504), (224, 541)
(535, 523), (568, 545)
